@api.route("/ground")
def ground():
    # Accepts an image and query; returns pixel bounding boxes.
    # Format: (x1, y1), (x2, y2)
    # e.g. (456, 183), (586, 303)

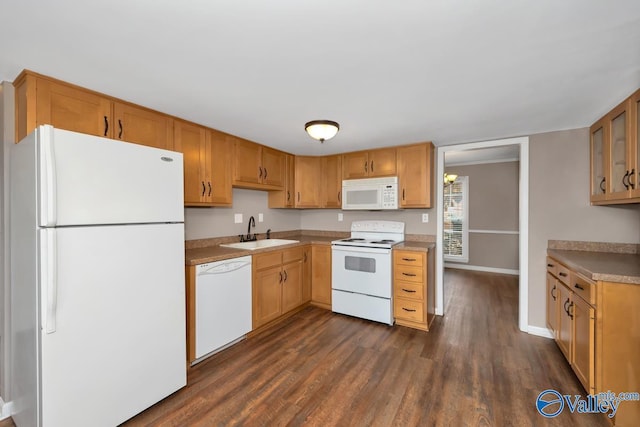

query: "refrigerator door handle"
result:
(39, 125), (58, 227)
(41, 229), (58, 333)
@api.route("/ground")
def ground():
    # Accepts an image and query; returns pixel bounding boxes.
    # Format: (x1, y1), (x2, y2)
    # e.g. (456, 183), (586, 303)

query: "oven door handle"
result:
(331, 245), (391, 255)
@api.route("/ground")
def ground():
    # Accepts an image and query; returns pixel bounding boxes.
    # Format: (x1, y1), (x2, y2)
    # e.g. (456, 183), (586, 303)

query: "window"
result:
(443, 176), (469, 262)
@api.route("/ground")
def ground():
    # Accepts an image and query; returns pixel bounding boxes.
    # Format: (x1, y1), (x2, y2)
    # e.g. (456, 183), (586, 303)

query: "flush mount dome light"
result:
(304, 120), (340, 143)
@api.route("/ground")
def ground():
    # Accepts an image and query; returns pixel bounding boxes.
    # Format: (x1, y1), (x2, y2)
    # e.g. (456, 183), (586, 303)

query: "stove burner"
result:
(370, 239), (395, 244)
(342, 238), (365, 242)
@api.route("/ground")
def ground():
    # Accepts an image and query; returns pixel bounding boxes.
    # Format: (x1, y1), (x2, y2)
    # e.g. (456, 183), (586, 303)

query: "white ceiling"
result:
(1, 1), (639, 155)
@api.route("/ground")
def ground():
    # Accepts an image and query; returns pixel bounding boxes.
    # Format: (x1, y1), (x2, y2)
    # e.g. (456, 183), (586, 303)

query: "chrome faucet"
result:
(246, 216), (257, 241)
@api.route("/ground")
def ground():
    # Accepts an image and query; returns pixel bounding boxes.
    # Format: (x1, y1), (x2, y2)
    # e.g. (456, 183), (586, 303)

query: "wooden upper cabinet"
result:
(322, 155), (343, 208)
(112, 102), (173, 150)
(590, 87), (640, 205)
(268, 153), (295, 208)
(397, 142), (433, 208)
(209, 130), (233, 206)
(15, 71), (112, 141)
(232, 138), (285, 190)
(295, 156), (322, 208)
(174, 120), (209, 206)
(342, 148), (396, 179)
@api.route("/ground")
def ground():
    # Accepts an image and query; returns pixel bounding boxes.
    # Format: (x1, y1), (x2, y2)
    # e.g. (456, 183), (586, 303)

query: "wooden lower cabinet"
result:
(546, 273), (558, 339)
(302, 245), (312, 303)
(252, 247), (304, 329)
(310, 245), (331, 309)
(393, 248), (435, 331)
(547, 256), (640, 426)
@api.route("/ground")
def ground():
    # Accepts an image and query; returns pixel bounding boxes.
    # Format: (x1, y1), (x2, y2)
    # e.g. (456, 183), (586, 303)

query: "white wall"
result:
(185, 188), (302, 240)
(0, 82), (15, 407)
(528, 128), (640, 328)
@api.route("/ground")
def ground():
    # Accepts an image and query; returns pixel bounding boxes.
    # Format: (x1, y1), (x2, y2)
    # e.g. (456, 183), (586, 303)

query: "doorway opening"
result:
(436, 137), (529, 332)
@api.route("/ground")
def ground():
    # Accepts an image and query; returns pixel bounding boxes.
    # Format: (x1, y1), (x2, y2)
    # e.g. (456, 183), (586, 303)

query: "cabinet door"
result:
(174, 120), (209, 205)
(112, 102), (173, 150)
(282, 260), (303, 313)
(261, 147), (286, 188)
(572, 296), (595, 394)
(342, 151), (369, 179)
(607, 99), (632, 200)
(302, 246), (312, 303)
(631, 89), (640, 199)
(323, 155), (343, 208)
(546, 273), (558, 339)
(311, 245), (331, 307)
(209, 130), (233, 206)
(295, 156), (321, 208)
(398, 143), (433, 208)
(556, 284), (572, 362)
(590, 118), (609, 203)
(233, 138), (262, 186)
(368, 148), (397, 177)
(285, 154), (295, 207)
(35, 77), (112, 138)
(253, 265), (283, 329)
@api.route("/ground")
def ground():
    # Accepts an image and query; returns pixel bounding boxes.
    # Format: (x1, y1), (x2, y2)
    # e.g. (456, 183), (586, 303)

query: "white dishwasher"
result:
(194, 255), (252, 363)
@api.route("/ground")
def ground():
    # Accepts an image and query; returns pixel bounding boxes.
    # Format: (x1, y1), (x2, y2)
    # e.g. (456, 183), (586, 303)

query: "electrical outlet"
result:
(258, 213), (264, 222)
(234, 213), (243, 224)
(338, 213), (344, 222)
(421, 213), (429, 223)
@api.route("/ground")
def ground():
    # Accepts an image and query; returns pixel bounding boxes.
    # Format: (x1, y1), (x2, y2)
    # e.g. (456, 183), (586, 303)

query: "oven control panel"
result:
(382, 185), (397, 209)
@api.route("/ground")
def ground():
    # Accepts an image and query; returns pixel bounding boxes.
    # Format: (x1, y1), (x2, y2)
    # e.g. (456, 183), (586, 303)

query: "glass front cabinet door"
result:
(590, 117), (608, 203)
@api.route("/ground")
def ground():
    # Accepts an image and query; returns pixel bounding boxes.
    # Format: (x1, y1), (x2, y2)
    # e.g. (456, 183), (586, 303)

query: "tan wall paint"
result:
(299, 208), (437, 235)
(528, 127), (640, 328)
(445, 161), (520, 270)
(185, 188), (302, 240)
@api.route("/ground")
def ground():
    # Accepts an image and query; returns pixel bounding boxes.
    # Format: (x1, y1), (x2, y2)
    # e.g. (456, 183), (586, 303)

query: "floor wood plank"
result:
(0, 269), (609, 426)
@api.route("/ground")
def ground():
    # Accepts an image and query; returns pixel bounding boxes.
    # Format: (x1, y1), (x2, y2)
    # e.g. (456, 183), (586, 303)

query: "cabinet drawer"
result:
(282, 247), (303, 264)
(556, 263), (570, 286)
(546, 257), (557, 276)
(572, 273), (596, 306)
(394, 265), (423, 283)
(394, 281), (424, 301)
(394, 251), (424, 267)
(254, 251), (282, 270)
(394, 298), (425, 322)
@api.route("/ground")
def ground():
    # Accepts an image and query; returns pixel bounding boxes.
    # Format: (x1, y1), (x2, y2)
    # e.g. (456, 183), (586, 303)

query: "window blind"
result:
(443, 176), (468, 262)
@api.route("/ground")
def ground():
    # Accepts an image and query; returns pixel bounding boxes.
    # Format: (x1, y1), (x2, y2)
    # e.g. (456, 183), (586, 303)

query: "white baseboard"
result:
(527, 325), (554, 339)
(444, 263), (519, 276)
(0, 397), (13, 420)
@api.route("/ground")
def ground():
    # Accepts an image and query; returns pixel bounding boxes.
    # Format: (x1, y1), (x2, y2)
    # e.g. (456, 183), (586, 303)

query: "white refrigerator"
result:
(10, 125), (187, 427)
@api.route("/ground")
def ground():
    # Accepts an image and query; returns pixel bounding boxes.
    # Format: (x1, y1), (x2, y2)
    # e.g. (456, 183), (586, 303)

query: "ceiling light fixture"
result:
(444, 173), (458, 185)
(304, 120), (340, 143)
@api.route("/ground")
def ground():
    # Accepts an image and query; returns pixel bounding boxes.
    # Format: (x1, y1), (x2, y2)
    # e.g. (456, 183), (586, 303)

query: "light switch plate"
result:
(422, 213), (429, 223)
(258, 213), (264, 222)
(234, 213), (243, 224)
(338, 213), (344, 222)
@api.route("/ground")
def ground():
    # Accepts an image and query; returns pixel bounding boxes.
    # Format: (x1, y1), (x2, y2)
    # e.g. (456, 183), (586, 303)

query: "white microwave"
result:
(341, 176), (399, 210)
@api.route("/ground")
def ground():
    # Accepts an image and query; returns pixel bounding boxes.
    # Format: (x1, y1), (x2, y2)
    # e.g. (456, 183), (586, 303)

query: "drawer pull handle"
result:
(558, 272), (567, 277)
(402, 272), (417, 277)
(402, 257), (417, 262)
(402, 307), (417, 312)
(547, 263), (554, 268)
(401, 288), (416, 293)
(574, 283), (584, 291)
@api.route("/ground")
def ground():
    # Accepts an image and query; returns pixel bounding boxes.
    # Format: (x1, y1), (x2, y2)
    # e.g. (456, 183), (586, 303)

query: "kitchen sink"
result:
(220, 239), (299, 251)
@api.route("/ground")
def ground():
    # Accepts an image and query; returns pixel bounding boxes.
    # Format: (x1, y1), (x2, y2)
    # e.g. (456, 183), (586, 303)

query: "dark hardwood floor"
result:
(1, 269), (608, 426)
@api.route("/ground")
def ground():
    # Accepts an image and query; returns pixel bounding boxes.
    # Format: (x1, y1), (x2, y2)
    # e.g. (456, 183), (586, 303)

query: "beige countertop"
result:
(547, 249), (640, 285)
(185, 234), (435, 266)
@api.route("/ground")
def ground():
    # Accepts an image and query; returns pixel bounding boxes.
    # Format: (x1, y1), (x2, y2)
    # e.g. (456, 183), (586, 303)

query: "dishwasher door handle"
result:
(198, 259), (252, 275)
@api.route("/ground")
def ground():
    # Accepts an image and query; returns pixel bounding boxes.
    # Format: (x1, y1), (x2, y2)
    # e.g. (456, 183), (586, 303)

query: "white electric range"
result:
(331, 220), (405, 325)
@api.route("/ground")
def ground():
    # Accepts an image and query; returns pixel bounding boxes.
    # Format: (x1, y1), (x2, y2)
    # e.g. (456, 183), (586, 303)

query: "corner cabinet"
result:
(268, 154), (295, 208)
(393, 248), (435, 331)
(294, 156), (322, 208)
(397, 142), (434, 208)
(590, 87), (640, 204)
(546, 255), (640, 425)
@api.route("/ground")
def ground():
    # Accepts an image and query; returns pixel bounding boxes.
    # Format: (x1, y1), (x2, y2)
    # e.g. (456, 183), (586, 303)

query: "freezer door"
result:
(39, 223), (186, 427)
(31, 125), (184, 227)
